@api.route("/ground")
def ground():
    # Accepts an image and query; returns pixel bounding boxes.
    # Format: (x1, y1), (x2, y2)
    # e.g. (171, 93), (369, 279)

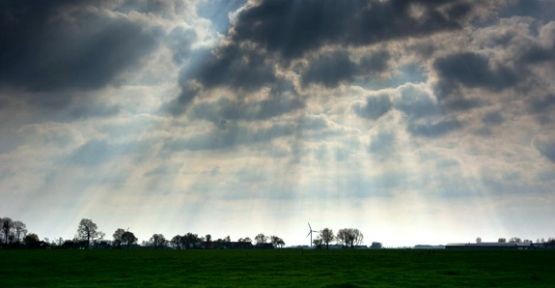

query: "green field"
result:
(1, 249), (554, 287)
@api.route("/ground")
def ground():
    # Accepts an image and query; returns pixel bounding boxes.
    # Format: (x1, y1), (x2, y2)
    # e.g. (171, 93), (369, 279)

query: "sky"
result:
(1, 0), (554, 247)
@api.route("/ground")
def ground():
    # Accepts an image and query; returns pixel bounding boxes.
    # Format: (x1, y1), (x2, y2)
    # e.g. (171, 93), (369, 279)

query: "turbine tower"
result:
(306, 222), (318, 247)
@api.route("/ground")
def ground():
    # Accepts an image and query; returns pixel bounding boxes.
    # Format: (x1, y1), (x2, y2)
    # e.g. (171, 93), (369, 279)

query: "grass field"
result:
(1, 249), (554, 287)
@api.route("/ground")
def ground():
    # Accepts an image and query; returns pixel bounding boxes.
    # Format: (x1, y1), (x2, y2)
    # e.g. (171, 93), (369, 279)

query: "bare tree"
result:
(319, 228), (334, 249)
(76, 218), (103, 247)
(337, 228), (364, 248)
(254, 233), (267, 244)
(13, 221), (27, 243)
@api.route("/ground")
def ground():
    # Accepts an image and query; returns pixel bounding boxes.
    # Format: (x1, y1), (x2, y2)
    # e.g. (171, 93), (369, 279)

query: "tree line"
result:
(0, 217), (288, 249)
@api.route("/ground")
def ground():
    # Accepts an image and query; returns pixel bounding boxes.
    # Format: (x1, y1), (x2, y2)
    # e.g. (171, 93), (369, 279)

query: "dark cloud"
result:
(433, 52), (518, 98)
(182, 45), (276, 91)
(529, 94), (555, 114)
(301, 50), (390, 87)
(500, 0), (555, 21)
(407, 118), (462, 137)
(518, 45), (555, 65)
(0, 1), (163, 94)
(482, 111), (504, 126)
(301, 52), (358, 87)
(169, 0), (471, 114)
(191, 89), (304, 123)
(442, 97), (484, 111)
(354, 94), (392, 120)
(230, 0), (470, 59)
(115, 0), (188, 16)
(168, 44), (280, 114)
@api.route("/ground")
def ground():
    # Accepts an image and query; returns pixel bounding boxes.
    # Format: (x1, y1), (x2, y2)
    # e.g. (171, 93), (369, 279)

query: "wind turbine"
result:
(306, 222), (318, 247)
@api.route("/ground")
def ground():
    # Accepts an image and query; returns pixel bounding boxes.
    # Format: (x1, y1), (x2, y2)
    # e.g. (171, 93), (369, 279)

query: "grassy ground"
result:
(0, 249), (554, 287)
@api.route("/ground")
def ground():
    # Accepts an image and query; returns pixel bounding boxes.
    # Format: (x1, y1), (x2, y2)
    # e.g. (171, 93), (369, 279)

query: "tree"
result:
(13, 221), (27, 243)
(337, 228), (364, 248)
(270, 235), (285, 248)
(24, 233), (40, 248)
(238, 237), (252, 243)
(120, 231), (137, 248)
(181, 233), (201, 249)
(1, 217), (13, 245)
(313, 239), (323, 249)
(319, 228), (334, 249)
(76, 218), (103, 247)
(509, 237), (522, 244)
(112, 228), (126, 247)
(255, 233), (267, 244)
(149, 234), (167, 248)
(171, 235), (183, 249)
(205, 234), (212, 243)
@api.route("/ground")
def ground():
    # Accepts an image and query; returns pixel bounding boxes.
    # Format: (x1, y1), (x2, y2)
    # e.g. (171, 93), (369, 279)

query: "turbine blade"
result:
(308, 222), (312, 230)
(306, 231), (312, 238)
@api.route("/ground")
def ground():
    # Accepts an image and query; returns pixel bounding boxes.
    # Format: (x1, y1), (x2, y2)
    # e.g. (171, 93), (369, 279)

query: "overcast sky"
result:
(1, 0), (554, 246)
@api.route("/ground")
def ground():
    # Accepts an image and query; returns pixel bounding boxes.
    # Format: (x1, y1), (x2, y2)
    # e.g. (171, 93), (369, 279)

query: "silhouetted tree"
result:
(337, 228), (363, 248)
(319, 228), (334, 249)
(171, 235), (183, 249)
(13, 221), (27, 243)
(1, 217), (13, 245)
(181, 233), (201, 249)
(270, 235), (285, 248)
(113, 228), (126, 247)
(149, 234), (167, 248)
(313, 238), (323, 249)
(24, 233), (40, 248)
(238, 237), (252, 243)
(509, 237), (522, 244)
(205, 234), (212, 243)
(255, 233), (267, 244)
(224, 235), (231, 242)
(120, 231), (137, 248)
(76, 219), (103, 248)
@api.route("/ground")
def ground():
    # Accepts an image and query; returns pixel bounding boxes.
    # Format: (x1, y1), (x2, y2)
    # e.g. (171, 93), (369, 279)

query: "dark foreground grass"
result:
(1, 249), (554, 287)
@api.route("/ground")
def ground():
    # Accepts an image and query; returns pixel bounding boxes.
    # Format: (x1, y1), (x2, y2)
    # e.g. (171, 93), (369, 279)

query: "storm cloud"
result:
(230, 0), (471, 59)
(0, 1), (163, 93)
